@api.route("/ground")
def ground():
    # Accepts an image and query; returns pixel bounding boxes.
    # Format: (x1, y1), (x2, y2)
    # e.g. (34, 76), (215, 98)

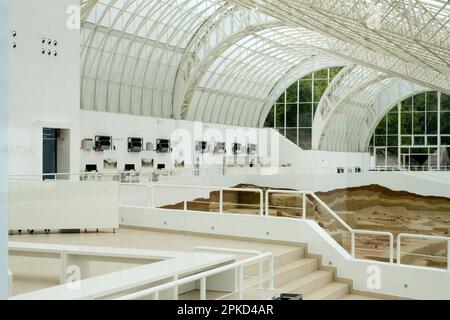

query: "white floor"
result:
(8, 227), (299, 296)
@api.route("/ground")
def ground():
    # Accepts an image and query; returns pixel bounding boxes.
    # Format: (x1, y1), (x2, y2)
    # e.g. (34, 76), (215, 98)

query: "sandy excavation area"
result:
(162, 184), (450, 269)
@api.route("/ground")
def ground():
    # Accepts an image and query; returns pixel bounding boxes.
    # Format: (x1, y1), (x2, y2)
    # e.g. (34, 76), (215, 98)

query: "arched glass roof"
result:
(80, 0), (450, 151)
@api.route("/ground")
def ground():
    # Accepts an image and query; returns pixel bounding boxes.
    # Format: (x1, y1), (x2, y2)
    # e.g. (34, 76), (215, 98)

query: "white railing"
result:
(265, 189), (307, 219)
(264, 189), (395, 263)
(397, 233), (450, 271)
(192, 246), (271, 291)
(8, 165), (450, 184)
(352, 230), (394, 263)
(151, 184), (264, 216)
(115, 251), (274, 300)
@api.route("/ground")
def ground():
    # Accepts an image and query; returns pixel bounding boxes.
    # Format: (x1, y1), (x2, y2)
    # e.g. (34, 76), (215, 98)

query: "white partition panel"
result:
(9, 181), (119, 230)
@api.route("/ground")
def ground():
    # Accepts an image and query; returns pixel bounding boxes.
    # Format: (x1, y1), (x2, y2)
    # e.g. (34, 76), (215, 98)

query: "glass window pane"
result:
(274, 104), (285, 128)
(285, 85), (297, 104)
(441, 112), (450, 134)
(402, 97), (413, 112)
(414, 136), (425, 146)
(285, 129), (297, 146)
(285, 104), (297, 128)
(299, 129), (311, 149)
(413, 112), (425, 134)
(387, 136), (398, 146)
(427, 92), (438, 111)
(314, 80), (328, 101)
(264, 107), (275, 127)
(375, 135), (386, 146)
(329, 67), (342, 78)
(401, 136), (412, 145)
(376, 117), (386, 135)
(441, 136), (450, 146)
(387, 112), (398, 134)
(426, 112), (437, 134)
(299, 80), (312, 103)
(427, 136), (438, 145)
(441, 94), (450, 111)
(414, 93), (426, 111)
(299, 105), (312, 127)
(314, 69), (328, 79)
(277, 92), (285, 104)
(387, 148), (398, 165)
(401, 112), (412, 134)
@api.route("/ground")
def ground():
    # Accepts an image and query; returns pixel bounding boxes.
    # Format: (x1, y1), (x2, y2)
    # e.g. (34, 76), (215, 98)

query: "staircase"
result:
(179, 246), (381, 300)
(244, 246), (379, 300)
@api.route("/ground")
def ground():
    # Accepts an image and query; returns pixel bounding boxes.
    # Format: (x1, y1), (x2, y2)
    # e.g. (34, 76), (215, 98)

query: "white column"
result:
(0, 0), (9, 300)
(437, 92), (441, 170)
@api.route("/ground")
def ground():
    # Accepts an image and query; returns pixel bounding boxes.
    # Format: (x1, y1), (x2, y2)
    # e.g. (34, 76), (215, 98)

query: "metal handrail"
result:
(265, 189), (394, 263)
(115, 252), (274, 300)
(397, 233), (450, 271)
(193, 246), (266, 289)
(265, 189), (307, 219)
(352, 230), (394, 263)
(151, 184), (264, 216)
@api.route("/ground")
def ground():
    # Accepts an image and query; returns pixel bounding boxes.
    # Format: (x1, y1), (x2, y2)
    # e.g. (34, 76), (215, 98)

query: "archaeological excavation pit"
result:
(162, 184), (450, 269)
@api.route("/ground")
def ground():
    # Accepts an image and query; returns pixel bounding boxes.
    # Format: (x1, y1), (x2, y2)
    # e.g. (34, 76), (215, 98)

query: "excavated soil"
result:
(161, 184), (450, 268)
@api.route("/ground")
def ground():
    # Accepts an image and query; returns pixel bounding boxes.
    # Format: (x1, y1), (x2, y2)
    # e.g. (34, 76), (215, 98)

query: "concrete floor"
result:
(8, 227), (299, 296)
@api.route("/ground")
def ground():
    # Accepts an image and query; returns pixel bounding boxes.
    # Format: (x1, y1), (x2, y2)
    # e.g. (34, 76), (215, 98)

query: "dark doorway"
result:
(43, 128), (58, 180)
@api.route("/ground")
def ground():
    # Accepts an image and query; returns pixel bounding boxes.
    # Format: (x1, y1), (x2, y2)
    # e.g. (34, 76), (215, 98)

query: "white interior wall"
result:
(276, 129), (371, 168)
(80, 110), (371, 175)
(5, 0), (370, 177)
(80, 110), (268, 173)
(8, 0), (80, 176)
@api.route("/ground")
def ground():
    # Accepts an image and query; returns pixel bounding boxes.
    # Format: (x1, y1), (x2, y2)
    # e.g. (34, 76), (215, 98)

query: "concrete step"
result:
(272, 258), (318, 287)
(279, 270), (334, 295)
(245, 258), (318, 288)
(245, 247), (305, 276)
(303, 282), (349, 300)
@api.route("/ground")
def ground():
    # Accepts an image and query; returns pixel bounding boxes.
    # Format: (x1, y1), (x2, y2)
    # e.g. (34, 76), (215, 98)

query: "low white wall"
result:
(9, 180), (119, 230)
(276, 129), (371, 168)
(79, 111), (264, 173)
(120, 207), (450, 300)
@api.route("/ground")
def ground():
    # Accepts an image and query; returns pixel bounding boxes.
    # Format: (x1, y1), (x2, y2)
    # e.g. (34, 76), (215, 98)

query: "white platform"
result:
(8, 180), (119, 230)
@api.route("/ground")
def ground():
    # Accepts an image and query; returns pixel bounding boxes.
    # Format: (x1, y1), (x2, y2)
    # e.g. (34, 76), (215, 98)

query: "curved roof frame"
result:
(191, 40), (308, 125)
(313, 66), (428, 151)
(256, 55), (347, 127)
(229, 0), (450, 95)
(179, 21), (284, 120)
(186, 27), (324, 125)
(313, 65), (390, 149)
(81, 0), (227, 116)
(173, 5), (277, 118)
(362, 83), (429, 149)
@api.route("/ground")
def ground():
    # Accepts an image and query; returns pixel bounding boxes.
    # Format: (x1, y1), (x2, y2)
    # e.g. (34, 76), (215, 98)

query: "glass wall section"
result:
(369, 92), (450, 170)
(264, 67), (342, 150)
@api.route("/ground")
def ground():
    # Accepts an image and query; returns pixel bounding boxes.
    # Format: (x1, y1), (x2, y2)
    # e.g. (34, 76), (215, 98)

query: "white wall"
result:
(8, 0), (80, 175)
(276, 129), (371, 168)
(9, 180), (119, 230)
(120, 207), (450, 300)
(79, 110), (266, 173)
(79, 110), (371, 175)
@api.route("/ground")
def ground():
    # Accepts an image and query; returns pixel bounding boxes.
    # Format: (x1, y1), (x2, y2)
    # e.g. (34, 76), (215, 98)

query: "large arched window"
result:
(264, 67), (342, 149)
(369, 92), (450, 169)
